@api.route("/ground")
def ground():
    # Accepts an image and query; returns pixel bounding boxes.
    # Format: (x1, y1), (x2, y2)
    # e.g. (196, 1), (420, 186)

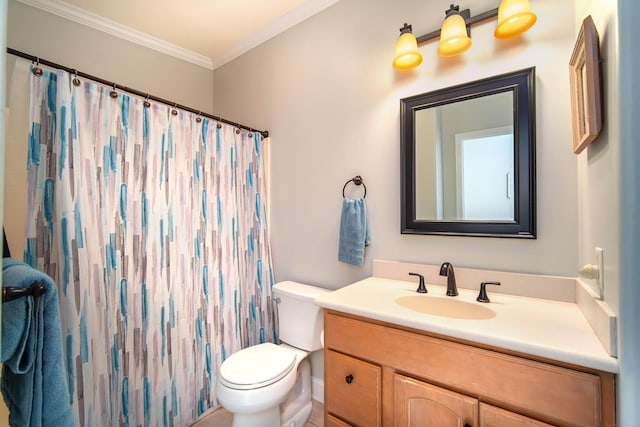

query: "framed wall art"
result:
(569, 15), (602, 154)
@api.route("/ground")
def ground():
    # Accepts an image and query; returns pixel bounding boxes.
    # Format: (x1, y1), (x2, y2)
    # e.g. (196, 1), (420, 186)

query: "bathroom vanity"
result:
(315, 263), (618, 427)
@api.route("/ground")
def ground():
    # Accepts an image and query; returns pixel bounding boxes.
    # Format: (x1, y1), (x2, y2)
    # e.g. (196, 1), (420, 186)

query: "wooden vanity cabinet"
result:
(323, 311), (615, 427)
(326, 414), (354, 427)
(394, 374), (477, 427)
(325, 350), (381, 426)
(480, 403), (554, 426)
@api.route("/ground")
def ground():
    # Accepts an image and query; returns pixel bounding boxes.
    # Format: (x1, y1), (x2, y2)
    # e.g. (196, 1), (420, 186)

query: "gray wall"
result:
(618, 0), (640, 422)
(572, 0), (629, 422)
(212, 0), (580, 387)
(212, 0), (636, 398)
(574, 0), (620, 326)
(213, 0), (578, 289)
(7, 1), (214, 113)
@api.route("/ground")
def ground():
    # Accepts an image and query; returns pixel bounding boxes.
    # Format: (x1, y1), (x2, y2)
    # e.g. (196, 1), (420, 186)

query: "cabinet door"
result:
(394, 374), (478, 427)
(325, 350), (381, 426)
(326, 414), (353, 427)
(480, 403), (554, 427)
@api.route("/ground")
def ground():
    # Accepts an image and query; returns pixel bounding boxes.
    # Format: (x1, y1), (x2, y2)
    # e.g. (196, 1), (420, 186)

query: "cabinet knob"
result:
(345, 374), (354, 384)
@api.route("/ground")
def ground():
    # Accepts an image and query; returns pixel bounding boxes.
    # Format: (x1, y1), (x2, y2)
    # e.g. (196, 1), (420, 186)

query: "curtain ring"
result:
(248, 132), (253, 138)
(143, 94), (151, 108)
(235, 128), (241, 134)
(109, 83), (118, 98)
(217, 123), (222, 129)
(72, 69), (81, 86)
(32, 57), (42, 76)
(195, 111), (202, 123)
(171, 103), (178, 116)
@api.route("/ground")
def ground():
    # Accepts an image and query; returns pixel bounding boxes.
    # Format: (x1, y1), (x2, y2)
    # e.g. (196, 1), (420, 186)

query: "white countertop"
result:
(315, 277), (618, 373)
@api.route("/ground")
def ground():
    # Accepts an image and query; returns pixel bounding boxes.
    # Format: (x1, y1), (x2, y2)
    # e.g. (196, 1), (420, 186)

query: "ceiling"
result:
(19, 0), (341, 69)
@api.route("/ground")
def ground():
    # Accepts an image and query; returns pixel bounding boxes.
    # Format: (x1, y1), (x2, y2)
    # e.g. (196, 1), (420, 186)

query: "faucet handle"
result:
(477, 281), (501, 303)
(408, 272), (427, 293)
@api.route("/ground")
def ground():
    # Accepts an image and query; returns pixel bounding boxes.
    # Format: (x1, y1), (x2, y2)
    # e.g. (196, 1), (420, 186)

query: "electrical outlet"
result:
(595, 247), (604, 299)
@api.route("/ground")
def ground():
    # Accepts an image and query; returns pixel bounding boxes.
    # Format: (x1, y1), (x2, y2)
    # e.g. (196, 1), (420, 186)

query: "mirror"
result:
(401, 67), (536, 238)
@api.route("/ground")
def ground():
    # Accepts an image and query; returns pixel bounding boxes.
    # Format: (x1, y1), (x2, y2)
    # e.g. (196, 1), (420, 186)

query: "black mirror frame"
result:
(401, 67), (536, 238)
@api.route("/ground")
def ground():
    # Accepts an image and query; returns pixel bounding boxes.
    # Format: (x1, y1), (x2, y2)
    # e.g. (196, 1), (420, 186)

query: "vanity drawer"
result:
(325, 311), (610, 427)
(325, 349), (381, 426)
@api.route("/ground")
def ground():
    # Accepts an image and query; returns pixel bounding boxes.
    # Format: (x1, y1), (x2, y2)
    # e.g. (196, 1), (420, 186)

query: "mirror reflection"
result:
(415, 92), (514, 221)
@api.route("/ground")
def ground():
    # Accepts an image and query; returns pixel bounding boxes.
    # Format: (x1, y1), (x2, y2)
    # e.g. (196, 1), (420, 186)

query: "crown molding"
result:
(16, 0), (340, 71)
(210, 0), (341, 70)
(15, 0), (215, 69)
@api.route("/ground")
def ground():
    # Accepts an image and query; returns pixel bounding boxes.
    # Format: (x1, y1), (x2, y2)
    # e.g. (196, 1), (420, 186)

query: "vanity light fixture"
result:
(393, 0), (537, 69)
(437, 5), (472, 57)
(495, 0), (537, 38)
(392, 23), (423, 70)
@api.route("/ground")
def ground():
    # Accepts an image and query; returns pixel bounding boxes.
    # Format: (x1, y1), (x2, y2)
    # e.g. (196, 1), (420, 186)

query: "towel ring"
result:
(342, 175), (367, 198)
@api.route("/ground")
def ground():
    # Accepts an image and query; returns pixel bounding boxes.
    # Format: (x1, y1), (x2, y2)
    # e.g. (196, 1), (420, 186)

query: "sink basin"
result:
(395, 295), (496, 320)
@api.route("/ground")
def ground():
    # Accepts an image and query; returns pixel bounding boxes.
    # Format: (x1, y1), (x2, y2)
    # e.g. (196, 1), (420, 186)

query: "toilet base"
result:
(280, 358), (312, 427)
(218, 346), (313, 427)
(231, 406), (280, 427)
(280, 401), (311, 427)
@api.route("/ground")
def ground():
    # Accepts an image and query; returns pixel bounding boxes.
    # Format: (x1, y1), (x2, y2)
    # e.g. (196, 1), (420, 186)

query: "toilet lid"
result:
(219, 343), (297, 390)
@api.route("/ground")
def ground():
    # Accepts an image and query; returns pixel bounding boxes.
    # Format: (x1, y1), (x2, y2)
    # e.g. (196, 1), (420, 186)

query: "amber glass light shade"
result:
(393, 29), (423, 69)
(437, 12), (472, 57)
(494, 0), (537, 38)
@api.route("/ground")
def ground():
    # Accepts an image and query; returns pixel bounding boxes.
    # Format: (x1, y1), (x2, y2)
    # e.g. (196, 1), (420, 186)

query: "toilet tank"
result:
(273, 281), (331, 352)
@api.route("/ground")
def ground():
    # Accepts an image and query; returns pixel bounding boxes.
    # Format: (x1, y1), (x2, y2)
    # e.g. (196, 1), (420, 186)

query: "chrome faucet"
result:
(439, 262), (458, 296)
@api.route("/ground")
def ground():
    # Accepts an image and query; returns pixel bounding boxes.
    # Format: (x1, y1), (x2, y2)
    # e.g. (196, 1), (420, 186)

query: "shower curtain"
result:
(23, 67), (275, 427)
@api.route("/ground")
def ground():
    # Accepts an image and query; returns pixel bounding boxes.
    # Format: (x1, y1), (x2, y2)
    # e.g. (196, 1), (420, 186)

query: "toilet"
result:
(215, 281), (330, 427)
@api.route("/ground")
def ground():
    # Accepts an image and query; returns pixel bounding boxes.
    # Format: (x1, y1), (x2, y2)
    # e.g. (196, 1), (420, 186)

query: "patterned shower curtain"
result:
(23, 67), (275, 427)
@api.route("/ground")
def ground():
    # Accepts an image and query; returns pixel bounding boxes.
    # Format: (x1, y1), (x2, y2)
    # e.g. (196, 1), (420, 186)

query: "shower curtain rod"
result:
(6, 47), (270, 138)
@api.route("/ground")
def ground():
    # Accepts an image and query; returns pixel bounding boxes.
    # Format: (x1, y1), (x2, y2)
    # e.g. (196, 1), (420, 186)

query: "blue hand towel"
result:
(338, 198), (372, 266)
(1, 258), (75, 427)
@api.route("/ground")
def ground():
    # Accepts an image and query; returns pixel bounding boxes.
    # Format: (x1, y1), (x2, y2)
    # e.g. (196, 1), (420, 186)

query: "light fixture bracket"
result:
(399, 23), (413, 34)
(415, 5), (497, 45)
(444, 4), (462, 17)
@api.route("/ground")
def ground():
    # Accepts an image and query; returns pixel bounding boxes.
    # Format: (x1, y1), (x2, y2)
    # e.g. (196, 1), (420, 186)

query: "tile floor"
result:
(189, 400), (324, 427)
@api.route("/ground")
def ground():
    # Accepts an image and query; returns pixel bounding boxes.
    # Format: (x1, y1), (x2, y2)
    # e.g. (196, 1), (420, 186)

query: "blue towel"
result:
(1, 258), (75, 427)
(338, 198), (372, 266)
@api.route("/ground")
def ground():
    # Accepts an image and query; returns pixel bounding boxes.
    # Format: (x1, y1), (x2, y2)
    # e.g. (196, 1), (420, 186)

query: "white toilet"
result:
(215, 281), (329, 427)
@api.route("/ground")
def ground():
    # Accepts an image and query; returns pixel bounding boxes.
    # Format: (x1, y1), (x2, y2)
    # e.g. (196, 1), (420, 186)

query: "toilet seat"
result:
(219, 343), (297, 390)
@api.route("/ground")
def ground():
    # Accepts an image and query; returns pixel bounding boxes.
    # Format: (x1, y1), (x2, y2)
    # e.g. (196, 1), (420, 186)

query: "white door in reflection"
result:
(455, 127), (514, 221)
